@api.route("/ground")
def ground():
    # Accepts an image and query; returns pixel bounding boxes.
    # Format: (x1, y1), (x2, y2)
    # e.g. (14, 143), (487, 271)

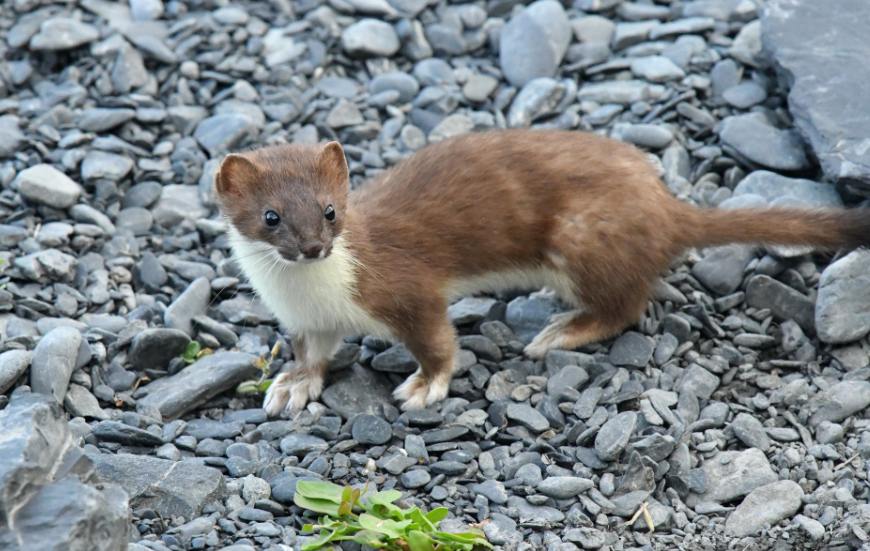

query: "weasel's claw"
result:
(263, 371), (324, 417)
(393, 368), (450, 411)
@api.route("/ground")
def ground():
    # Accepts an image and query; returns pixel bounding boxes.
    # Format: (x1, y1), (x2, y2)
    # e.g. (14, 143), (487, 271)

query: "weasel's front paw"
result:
(393, 368), (450, 410)
(263, 370), (324, 417)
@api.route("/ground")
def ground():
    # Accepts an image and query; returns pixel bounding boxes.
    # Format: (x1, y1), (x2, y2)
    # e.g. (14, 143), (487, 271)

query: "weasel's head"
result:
(214, 141), (349, 263)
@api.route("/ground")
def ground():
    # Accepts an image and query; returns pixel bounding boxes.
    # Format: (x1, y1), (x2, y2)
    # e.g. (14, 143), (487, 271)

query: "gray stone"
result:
(0, 477), (129, 551)
(506, 295), (561, 343)
(506, 496), (564, 525)
(730, 413), (771, 452)
(370, 72), (419, 103)
(129, 328), (191, 371)
(505, 403), (550, 432)
(462, 74), (498, 103)
(280, 434), (328, 457)
(194, 114), (258, 157)
(78, 108), (136, 133)
(428, 114), (474, 143)
(577, 80), (667, 105)
(564, 527), (607, 549)
(470, 479), (508, 504)
(63, 384), (107, 420)
(692, 245), (755, 295)
(31, 327), (82, 403)
(763, 0), (870, 195)
(499, 0), (571, 87)
(808, 381), (870, 426)
(649, 17), (715, 40)
(723, 81), (767, 108)
(546, 365), (588, 396)
(15, 249), (78, 283)
(448, 297), (497, 325)
(815, 250), (870, 343)
(86, 452), (224, 520)
(608, 332), (654, 367)
(718, 113), (810, 171)
(165, 277), (211, 336)
(508, 78), (570, 128)
(153, 185), (208, 227)
(0, 393), (69, 524)
(136, 352), (257, 419)
(351, 414), (392, 445)
(746, 274), (815, 332)
(613, 123), (673, 149)
(0, 116), (24, 158)
(326, 100), (364, 128)
(29, 18), (98, 50)
(81, 151), (134, 181)
(92, 420), (163, 447)
(14, 165), (83, 209)
(725, 480), (804, 537)
(131, 0), (164, 20)
(690, 448), (778, 504)
(676, 364), (720, 400)
(371, 344), (419, 373)
(595, 412), (637, 461)
(572, 15), (615, 44)
(321, 364), (394, 419)
(0, 350), (31, 395)
(341, 19), (400, 57)
(536, 476), (593, 499)
(630, 56), (686, 82)
(733, 170), (843, 208)
(794, 514), (825, 540)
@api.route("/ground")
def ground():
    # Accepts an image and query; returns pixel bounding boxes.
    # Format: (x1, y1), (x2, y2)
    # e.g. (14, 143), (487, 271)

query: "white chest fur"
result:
(229, 229), (393, 338)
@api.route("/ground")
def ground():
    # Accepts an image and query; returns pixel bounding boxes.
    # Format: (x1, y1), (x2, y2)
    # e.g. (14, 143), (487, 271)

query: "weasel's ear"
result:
(318, 141), (349, 191)
(215, 154), (257, 198)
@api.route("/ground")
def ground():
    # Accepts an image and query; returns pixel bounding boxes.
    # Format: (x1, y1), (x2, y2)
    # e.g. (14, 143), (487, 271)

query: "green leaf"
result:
(338, 486), (354, 516)
(406, 507), (436, 532)
(235, 380), (260, 395)
(358, 513), (412, 539)
(296, 480), (345, 503)
(258, 379), (273, 392)
(182, 340), (201, 363)
(434, 530), (493, 549)
(407, 530), (435, 551)
(368, 489), (402, 506)
(426, 507), (449, 525)
(294, 494), (341, 516)
(300, 526), (343, 551)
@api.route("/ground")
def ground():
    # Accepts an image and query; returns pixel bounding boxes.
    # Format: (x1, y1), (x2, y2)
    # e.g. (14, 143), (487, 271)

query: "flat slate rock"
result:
(86, 452), (224, 521)
(135, 351), (257, 419)
(763, 0), (870, 196)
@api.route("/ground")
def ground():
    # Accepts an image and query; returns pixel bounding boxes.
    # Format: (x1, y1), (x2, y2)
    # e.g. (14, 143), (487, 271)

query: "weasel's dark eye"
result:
(324, 204), (336, 222)
(264, 210), (280, 227)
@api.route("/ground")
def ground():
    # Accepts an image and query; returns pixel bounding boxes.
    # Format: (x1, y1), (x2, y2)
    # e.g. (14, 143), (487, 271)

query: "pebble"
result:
(815, 250), (870, 343)
(14, 164), (83, 209)
(499, 0), (571, 87)
(351, 414), (392, 445)
(342, 19), (400, 57)
(30, 326), (82, 404)
(505, 403), (550, 432)
(30, 18), (99, 50)
(536, 477), (593, 500)
(725, 480), (804, 537)
(608, 331), (654, 367)
(595, 412), (637, 461)
(719, 113), (810, 171)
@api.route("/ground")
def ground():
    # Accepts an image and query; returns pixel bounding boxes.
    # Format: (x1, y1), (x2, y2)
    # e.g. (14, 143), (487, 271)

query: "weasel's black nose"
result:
(302, 244), (323, 259)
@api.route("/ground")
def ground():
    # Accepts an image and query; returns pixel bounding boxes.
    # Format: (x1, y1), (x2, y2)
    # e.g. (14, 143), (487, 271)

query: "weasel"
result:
(214, 129), (870, 417)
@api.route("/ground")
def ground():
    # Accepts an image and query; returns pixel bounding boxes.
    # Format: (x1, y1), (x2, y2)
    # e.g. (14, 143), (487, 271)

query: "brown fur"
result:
(217, 129), (869, 413)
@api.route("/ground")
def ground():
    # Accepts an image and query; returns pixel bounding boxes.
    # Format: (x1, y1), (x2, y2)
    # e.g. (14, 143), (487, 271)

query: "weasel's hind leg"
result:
(524, 280), (651, 359)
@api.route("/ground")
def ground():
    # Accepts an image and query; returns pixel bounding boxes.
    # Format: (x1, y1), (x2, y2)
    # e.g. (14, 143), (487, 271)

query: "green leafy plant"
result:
(294, 480), (491, 550)
(236, 340), (280, 395)
(181, 340), (211, 364)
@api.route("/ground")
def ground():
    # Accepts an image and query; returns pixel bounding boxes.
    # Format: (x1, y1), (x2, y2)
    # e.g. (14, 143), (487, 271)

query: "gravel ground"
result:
(1, 0), (870, 550)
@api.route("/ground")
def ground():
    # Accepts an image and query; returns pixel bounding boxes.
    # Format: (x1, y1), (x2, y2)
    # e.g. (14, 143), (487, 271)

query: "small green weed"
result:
(181, 340), (211, 364)
(294, 480), (491, 550)
(236, 340), (280, 395)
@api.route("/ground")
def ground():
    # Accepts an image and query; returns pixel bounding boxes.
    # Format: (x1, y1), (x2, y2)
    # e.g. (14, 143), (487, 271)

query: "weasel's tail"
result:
(678, 205), (870, 251)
